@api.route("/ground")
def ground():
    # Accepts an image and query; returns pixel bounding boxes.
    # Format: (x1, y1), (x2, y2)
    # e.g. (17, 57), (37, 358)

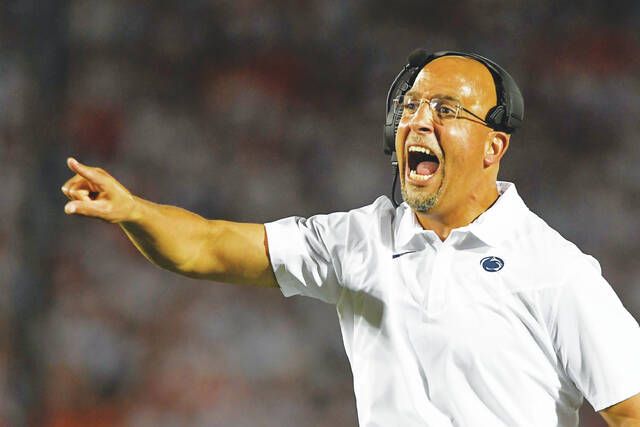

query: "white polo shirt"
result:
(264, 182), (640, 427)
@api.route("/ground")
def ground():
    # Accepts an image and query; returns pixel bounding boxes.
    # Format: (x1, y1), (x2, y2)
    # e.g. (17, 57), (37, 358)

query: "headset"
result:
(384, 49), (525, 207)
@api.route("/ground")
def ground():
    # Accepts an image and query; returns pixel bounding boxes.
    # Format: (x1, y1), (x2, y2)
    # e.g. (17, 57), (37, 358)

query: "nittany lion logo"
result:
(480, 256), (504, 272)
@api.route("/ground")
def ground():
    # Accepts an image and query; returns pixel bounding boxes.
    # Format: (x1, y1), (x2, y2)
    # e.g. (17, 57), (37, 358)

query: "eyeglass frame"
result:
(394, 95), (490, 127)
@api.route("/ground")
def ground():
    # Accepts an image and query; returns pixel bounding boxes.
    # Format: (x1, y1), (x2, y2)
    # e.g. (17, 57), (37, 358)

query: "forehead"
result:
(408, 56), (497, 112)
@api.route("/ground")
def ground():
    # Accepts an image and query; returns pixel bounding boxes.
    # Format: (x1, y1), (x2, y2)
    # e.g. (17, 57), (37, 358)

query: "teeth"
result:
(408, 146), (432, 155)
(409, 170), (433, 181)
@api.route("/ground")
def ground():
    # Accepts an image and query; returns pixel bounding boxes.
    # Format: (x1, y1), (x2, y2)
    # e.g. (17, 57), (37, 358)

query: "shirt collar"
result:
(394, 181), (529, 250)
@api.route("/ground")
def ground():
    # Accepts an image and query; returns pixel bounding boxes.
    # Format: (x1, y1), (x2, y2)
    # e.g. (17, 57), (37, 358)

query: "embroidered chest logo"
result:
(480, 256), (504, 272)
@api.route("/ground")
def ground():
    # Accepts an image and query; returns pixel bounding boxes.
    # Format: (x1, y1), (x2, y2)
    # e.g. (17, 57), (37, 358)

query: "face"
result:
(394, 56), (499, 215)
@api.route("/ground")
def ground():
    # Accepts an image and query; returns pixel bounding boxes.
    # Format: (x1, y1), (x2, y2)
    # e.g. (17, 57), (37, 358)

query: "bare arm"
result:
(61, 158), (278, 288)
(600, 392), (640, 427)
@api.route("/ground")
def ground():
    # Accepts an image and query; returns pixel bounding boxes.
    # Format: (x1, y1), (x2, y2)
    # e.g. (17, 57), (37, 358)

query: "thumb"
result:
(67, 157), (106, 185)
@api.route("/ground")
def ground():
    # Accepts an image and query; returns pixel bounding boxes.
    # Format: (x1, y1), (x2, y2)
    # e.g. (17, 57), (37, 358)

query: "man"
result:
(61, 51), (640, 426)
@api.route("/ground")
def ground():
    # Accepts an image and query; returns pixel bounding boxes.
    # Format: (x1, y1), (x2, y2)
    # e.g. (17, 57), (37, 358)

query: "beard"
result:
(401, 185), (440, 212)
(400, 167), (445, 213)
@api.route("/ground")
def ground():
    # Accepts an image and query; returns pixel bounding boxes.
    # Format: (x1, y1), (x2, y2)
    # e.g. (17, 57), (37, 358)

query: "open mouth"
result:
(407, 146), (440, 181)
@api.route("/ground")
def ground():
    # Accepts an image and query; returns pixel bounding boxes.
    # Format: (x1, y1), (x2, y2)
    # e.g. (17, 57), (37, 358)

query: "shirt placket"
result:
(421, 240), (454, 321)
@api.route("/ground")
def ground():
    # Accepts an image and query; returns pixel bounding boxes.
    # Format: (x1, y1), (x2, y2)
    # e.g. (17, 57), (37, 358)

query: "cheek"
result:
(395, 122), (410, 149)
(446, 126), (467, 140)
(440, 126), (468, 165)
(394, 123), (411, 169)
(440, 126), (484, 174)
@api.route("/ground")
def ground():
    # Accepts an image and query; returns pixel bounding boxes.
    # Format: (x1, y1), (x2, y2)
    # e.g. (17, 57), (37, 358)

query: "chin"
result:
(401, 185), (440, 213)
(400, 164), (447, 212)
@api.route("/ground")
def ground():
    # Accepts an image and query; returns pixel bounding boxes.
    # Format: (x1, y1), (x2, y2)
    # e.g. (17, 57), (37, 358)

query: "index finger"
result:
(67, 157), (107, 185)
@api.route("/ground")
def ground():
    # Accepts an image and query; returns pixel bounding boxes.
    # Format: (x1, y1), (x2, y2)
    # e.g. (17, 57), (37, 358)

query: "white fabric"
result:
(264, 182), (640, 427)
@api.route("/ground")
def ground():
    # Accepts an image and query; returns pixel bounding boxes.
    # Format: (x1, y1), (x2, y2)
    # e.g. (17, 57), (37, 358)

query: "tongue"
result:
(416, 161), (438, 175)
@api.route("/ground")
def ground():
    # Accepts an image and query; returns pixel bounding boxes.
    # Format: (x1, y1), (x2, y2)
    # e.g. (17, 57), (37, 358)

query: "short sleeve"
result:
(549, 257), (640, 411)
(264, 212), (349, 304)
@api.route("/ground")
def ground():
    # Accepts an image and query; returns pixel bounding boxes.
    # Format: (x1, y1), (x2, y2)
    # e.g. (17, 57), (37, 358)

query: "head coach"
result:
(61, 49), (640, 426)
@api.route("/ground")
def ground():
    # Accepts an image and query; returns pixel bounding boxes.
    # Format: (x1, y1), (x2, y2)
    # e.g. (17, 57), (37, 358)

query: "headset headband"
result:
(383, 49), (525, 155)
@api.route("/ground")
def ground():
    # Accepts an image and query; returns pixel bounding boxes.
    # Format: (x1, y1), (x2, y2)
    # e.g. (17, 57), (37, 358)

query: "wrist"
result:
(120, 194), (144, 224)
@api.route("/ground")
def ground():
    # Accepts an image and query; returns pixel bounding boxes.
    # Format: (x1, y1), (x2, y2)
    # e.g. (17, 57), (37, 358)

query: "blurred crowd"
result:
(2, 0), (640, 426)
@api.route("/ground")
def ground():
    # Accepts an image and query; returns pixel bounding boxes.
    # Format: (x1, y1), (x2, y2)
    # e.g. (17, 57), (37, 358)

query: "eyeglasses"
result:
(395, 95), (489, 127)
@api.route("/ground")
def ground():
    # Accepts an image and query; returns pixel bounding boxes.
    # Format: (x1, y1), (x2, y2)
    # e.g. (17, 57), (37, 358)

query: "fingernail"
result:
(61, 186), (67, 193)
(65, 204), (75, 214)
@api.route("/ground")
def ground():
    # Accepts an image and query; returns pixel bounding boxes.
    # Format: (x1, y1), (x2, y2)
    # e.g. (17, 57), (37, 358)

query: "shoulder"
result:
(311, 195), (397, 241)
(524, 209), (599, 268)
(346, 195), (395, 217)
(306, 195), (395, 226)
(270, 195), (396, 244)
(503, 207), (602, 292)
(341, 195), (396, 225)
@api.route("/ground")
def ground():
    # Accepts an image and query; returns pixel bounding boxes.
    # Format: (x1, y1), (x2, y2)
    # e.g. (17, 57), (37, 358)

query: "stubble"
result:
(400, 167), (445, 213)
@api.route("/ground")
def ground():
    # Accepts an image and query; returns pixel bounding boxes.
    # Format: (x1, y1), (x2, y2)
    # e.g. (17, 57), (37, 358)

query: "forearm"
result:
(600, 393), (640, 427)
(118, 196), (212, 274)
(118, 196), (277, 287)
(601, 414), (640, 427)
(61, 158), (277, 288)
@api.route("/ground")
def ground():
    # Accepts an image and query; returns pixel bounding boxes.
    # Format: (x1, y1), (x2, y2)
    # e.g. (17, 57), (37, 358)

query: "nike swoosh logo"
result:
(392, 250), (418, 259)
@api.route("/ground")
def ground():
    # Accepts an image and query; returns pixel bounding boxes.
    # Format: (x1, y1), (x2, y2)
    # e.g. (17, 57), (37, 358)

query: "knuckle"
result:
(70, 177), (85, 187)
(95, 202), (111, 215)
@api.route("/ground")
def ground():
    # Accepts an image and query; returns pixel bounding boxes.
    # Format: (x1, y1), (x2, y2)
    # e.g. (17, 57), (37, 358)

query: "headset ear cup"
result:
(485, 105), (505, 130)
(384, 102), (403, 154)
(383, 116), (396, 154)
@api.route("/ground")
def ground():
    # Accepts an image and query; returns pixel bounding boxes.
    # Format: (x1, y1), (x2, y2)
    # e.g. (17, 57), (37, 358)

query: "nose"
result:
(408, 101), (435, 135)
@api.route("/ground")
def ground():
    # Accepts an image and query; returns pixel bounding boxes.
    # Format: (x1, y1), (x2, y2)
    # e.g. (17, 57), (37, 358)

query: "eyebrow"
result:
(404, 91), (461, 103)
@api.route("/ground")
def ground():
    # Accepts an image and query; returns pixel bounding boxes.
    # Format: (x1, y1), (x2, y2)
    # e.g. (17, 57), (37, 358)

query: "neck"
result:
(414, 181), (499, 241)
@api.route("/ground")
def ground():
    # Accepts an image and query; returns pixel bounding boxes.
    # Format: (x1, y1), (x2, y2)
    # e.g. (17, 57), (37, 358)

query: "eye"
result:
(432, 100), (457, 118)
(402, 98), (419, 112)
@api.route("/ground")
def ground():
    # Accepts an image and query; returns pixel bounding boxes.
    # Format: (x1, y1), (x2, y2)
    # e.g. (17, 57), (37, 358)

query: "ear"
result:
(483, 132), (510, 168)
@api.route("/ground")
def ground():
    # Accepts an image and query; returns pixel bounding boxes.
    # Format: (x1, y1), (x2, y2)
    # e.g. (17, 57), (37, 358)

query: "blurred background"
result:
(2, 0), (640, 426)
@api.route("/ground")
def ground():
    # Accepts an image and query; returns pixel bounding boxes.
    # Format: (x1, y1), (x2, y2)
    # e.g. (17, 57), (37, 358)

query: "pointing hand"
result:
(61, 158), (137, 223)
